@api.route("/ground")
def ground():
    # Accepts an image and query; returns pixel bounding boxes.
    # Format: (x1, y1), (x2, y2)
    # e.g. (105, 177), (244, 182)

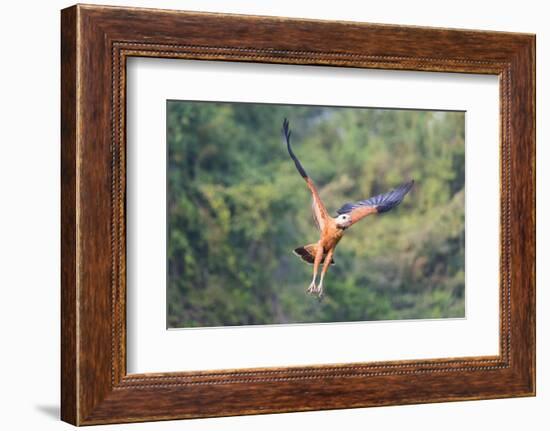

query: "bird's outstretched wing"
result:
(336, 180), (414, 226)
(283, 119), (330, 231)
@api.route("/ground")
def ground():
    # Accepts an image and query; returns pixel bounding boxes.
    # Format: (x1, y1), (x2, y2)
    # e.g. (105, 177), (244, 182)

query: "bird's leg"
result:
(317, 248), (334, 298)
(308, 245), (324, 295)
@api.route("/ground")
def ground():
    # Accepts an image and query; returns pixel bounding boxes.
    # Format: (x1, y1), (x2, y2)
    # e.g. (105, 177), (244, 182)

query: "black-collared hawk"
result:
(283, 119), (414, 298)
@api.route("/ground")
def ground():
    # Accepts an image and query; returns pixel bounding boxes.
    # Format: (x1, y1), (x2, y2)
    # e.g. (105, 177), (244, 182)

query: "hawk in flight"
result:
(283, 119), (414, 298)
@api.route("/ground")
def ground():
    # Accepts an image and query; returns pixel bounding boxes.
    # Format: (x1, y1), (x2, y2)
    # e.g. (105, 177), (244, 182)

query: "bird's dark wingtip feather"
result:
(376, 179), (414, 213)
(282, 119), (308, 179)
(282, 118), (291, 140)
(337, 179), (414, 215)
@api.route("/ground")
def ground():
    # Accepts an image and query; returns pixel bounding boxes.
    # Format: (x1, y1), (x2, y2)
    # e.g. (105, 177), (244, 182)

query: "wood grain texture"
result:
(60, 5), (78, 425)
(60, 4), (535, 425)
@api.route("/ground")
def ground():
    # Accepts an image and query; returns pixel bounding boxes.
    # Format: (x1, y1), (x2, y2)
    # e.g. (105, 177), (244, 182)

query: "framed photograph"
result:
(61, 4), (535, 425)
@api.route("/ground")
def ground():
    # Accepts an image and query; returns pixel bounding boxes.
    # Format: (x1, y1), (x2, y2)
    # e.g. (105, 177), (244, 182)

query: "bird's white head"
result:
(335, 213), (352, 229)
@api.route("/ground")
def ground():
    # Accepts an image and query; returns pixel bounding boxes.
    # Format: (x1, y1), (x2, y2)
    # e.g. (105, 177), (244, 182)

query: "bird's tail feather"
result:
(293, 244), (335, 265)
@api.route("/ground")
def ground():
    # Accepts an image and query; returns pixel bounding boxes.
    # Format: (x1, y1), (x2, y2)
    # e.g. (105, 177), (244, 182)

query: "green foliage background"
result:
(167, 101), (465, 328)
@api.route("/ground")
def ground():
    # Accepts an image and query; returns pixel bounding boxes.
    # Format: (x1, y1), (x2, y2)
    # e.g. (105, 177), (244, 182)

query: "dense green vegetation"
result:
(167, 101), (465, 328)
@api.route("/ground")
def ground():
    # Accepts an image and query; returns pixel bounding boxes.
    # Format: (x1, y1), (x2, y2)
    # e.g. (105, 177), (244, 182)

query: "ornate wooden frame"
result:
(61, 4), (535, 425)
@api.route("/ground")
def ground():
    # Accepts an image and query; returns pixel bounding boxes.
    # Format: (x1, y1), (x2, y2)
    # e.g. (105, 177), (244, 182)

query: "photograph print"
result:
(167, 101), (465, 328)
